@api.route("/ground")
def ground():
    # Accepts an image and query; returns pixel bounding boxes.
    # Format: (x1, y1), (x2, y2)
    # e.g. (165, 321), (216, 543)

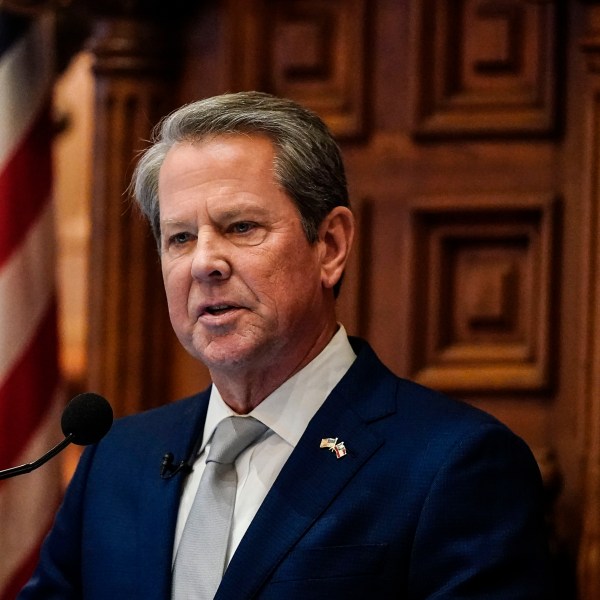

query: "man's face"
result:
(158, 135), (334, 381)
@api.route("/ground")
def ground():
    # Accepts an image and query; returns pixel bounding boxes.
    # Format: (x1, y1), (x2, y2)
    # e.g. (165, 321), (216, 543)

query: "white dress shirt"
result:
(172, 325), (356, 565)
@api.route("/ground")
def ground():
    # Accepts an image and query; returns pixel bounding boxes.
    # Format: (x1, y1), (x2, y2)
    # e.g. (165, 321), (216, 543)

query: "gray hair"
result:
(132, 91), (349, 246)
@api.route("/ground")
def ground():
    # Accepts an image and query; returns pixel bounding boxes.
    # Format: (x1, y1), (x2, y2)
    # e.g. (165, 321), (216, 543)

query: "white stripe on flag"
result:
(0, 9), (61, 597)
(0, 13), (54, 172)
(0, 388), (63, 588)
(0, 201), (56, 384)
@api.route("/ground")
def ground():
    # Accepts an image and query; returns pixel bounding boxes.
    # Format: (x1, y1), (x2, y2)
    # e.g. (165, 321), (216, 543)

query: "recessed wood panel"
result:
(410, 0), (557, 137)
(575, 14), (600, 597)
(403, 194), (556, 394)
(227, 0), (368, 138)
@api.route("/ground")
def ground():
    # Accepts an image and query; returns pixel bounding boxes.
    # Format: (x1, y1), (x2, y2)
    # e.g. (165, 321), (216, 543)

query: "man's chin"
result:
(189, 336), (266, 372)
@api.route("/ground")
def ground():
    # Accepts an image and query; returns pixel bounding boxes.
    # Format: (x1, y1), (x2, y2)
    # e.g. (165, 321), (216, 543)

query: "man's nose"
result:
(190, 231), (232, 281)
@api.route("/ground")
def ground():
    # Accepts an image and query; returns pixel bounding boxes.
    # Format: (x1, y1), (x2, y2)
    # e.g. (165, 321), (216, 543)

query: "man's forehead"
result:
(165, 133), (276, 161)
(160, 200), (274, 223)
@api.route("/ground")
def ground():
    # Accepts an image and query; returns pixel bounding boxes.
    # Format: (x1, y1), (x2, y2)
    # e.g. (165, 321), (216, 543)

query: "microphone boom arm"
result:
(0, 433), (74, 481)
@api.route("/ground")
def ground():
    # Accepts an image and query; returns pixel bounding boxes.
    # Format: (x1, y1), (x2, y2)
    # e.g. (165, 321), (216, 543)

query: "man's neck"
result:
(210, 321), (339, 414)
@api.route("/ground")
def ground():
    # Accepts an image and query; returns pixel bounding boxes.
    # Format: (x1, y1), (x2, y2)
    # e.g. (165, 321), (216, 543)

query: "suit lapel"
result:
(135, 392), (210, 599)
(216, 340), (397, 599)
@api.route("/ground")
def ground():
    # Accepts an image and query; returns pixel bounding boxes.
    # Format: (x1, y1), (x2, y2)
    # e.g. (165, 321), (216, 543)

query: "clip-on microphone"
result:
(160, 452), (194, 479)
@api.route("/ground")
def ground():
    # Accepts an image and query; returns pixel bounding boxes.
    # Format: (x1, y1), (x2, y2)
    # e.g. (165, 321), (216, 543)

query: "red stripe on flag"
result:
(0, 299), (59, 471)
(0, 104), (53, 269)
(0, 12), (60, 598)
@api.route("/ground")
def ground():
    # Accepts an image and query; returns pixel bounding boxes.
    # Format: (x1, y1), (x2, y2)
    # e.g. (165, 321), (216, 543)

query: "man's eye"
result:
(230, 222), (256, 234)
(224, 221), (267, 246)
(169, 232), (192, 245)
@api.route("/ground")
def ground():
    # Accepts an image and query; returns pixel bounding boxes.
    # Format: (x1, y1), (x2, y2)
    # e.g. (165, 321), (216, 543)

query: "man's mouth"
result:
(203, 304), (237, 316)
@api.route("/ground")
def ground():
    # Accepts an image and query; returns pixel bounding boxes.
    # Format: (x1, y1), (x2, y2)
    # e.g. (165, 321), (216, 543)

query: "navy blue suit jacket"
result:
(20, 339), (551, 598)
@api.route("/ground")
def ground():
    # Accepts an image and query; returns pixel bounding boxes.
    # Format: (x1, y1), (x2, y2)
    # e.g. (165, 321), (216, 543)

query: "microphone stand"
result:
(0, 433), (74, 480)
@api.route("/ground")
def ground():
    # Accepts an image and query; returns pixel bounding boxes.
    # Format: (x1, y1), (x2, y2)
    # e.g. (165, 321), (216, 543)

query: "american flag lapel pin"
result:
(320, 437), (337, 449)
(320, 437), (347, 459)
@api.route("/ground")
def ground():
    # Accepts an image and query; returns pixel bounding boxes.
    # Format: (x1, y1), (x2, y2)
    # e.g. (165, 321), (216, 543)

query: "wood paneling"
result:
(575, 7), (600, 597)
(85, 17), (181, 417)
(402, 194), (555, 394)
(226, 0), (368, 138)
(72, 1), (593, 596)
(411, 0), (558, 137)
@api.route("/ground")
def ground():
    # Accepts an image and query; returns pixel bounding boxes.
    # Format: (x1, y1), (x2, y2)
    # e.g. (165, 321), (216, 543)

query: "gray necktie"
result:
(172, 416), (268, 600)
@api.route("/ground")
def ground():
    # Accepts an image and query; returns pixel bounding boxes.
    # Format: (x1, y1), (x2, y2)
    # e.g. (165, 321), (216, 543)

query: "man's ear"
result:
(317, 206), (355, 291)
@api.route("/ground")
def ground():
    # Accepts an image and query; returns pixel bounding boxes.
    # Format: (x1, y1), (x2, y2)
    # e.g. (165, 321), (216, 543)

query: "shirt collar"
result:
(201, 325), (356, 453)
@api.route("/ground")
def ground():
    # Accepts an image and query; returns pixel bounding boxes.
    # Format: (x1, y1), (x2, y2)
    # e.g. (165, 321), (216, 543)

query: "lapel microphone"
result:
(160, 453), (194, 479)
(160, 415), (205, 479)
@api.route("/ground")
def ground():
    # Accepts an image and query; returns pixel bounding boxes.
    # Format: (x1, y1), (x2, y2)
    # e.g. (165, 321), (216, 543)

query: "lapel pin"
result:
(320, 437), (347, 459)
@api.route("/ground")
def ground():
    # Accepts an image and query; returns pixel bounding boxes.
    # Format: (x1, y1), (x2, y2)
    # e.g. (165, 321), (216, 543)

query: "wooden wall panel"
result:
(575, 7), (600, 598)
(402, 194), (555, 394)
(410, 0), (558, 137)
(226, 0), (368, 138)
(73, 1), (585, 594)
(86, 17), (181, 417)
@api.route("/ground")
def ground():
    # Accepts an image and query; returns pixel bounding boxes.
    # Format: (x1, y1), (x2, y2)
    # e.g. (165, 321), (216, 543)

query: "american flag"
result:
(0, 9), (63, 598)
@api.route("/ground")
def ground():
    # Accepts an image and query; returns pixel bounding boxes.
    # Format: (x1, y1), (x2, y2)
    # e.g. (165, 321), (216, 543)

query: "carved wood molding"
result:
(410, 0), (558, 138)
(0, 0), (66, 14)
(225, 0), (368, 139)
(401, 193), (556, 395)
(577, 7), (600, 598)
(89, 17), (180, 77)
(85, 16), (182, 417)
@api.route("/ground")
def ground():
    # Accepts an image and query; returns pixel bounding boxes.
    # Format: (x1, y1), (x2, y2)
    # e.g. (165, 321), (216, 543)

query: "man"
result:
(20, 92), (551, 599)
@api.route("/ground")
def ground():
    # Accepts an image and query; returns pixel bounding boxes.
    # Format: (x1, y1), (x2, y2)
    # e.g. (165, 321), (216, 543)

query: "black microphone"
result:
(60, 392), (113, 445)
(0, 392), (113, 481)
(160, 452), (193, 479)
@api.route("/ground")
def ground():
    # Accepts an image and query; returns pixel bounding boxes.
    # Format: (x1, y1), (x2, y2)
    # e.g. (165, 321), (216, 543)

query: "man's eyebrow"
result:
(160, 205), (271, 227)
(160, 219), (191, 228)
(218, 205), (270, 219)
